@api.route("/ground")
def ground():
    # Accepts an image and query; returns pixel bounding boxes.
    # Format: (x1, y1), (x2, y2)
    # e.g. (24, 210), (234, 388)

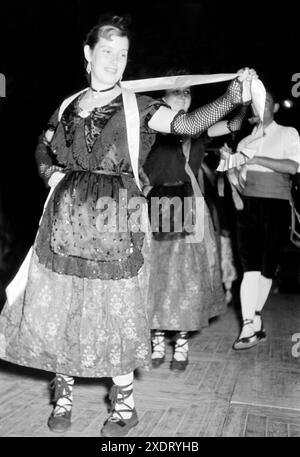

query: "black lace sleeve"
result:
(171, 78), (243, 136)
(227, 104), (249, 133)
(35, 108), (64, 186)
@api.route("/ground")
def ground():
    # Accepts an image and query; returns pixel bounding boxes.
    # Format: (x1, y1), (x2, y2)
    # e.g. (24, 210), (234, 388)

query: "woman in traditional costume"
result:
(143, 69), (248, 370)
(0, 15), (257, 436)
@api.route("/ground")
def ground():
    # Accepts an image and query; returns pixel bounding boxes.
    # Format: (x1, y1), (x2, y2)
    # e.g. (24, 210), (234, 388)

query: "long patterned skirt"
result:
(0, 172), (152, 377)
(148, 202), (226, 331)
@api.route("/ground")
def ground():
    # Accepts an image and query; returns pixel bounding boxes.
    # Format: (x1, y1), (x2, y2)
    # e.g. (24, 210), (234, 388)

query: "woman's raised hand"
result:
(236, 68), (259, 104)
(237, 67), (258, 81)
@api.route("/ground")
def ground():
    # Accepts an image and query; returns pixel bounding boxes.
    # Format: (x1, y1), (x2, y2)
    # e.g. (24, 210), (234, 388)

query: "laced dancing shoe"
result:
(48, 376), (73, 433)
(170, 334), (189, 371)
(101, 384), (138, 437)
(151, 331), (165, 368)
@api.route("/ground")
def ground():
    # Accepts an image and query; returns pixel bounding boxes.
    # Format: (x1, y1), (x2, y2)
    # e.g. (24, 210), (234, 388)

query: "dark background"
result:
(0, 0), (299, 286)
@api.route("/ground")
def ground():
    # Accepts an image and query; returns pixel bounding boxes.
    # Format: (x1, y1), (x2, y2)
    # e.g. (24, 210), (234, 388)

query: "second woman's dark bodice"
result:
(143, 133), (207, 186)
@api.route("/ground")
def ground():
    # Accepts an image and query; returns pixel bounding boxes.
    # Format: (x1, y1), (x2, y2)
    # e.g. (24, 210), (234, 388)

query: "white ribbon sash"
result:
(122, 73), (238, 92)
(5, 247), (33, 306)
(122, 72), (266, 121)
(120, 86), (141, 190)
(181, 137), (204, 244)
(58, 88), (88, 120)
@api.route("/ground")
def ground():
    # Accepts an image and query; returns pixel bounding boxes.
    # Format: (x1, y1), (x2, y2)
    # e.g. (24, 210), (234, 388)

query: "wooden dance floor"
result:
(0, 292), (300, 437)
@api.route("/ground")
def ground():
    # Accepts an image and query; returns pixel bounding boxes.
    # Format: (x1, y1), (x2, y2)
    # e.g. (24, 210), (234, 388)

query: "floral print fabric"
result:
(148, 204), (226, 331)
(0, 241), (151, 377)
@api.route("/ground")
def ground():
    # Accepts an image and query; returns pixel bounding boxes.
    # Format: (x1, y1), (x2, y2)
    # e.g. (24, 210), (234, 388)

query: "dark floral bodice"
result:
(36, 90), (166, 186)
(34, 89), (167, 281)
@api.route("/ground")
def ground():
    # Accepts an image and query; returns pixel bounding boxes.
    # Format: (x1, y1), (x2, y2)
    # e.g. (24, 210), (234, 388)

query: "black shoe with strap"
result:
(101, 383), (138, 437)
(48, 376), (72, 433)
(151, 331), (165, 368)
(255, 311), (267, 341)
(170, 334), (189, 371)
(152, 354), (165, 368)
(232, 318), (258, 351)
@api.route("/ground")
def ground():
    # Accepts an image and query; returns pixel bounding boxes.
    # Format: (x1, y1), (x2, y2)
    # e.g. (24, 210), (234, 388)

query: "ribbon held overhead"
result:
(121, 69), (266, 184)
(121, 69), (266, 122)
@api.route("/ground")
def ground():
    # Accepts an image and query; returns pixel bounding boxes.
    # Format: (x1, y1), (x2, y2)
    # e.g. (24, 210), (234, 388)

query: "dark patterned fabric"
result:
(50, 93), (164, 172)
(35, 172), (145, 280)
(35, 92), (165, 280)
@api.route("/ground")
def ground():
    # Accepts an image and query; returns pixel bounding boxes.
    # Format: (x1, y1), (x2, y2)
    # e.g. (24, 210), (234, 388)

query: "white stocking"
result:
(253, 275), (272, 331)
(54, 374), (74, 416)
(112, 372), (134, 420)
(151, 330), (165, 359)
(239, 271), (260, 337)
(174, 332), (189, 361)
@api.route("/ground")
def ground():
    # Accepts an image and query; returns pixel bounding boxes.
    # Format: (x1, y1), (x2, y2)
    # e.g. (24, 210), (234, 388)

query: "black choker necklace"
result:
(91, 84), (116, 93)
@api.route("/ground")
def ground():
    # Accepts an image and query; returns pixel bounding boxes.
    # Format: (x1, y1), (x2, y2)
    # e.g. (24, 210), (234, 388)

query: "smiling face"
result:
(84, 27), (129, 87)
(164, 87), (192, 112)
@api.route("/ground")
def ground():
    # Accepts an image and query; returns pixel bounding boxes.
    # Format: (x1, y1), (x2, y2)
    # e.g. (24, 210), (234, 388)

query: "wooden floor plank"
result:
(174, 403), (210, 437)
(199, 399), (230, 437)
(267, 420), (289, 437)
(289, 424), (300, 437)
(184, 361), (209, 387)
(150, 407), (185, 437)
(127, 410), (166, 437)
(244, 414), (267, 437)
(222, 404), (300, 437)
(199, 361), (225, 394)
(231, 363), (300, 411)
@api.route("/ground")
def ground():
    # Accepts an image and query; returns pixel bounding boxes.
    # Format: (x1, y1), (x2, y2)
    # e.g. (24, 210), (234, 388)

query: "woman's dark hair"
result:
(163, 67), (191, 78)
(84, 14), (131, 50)
(163, 67), (192, 97)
